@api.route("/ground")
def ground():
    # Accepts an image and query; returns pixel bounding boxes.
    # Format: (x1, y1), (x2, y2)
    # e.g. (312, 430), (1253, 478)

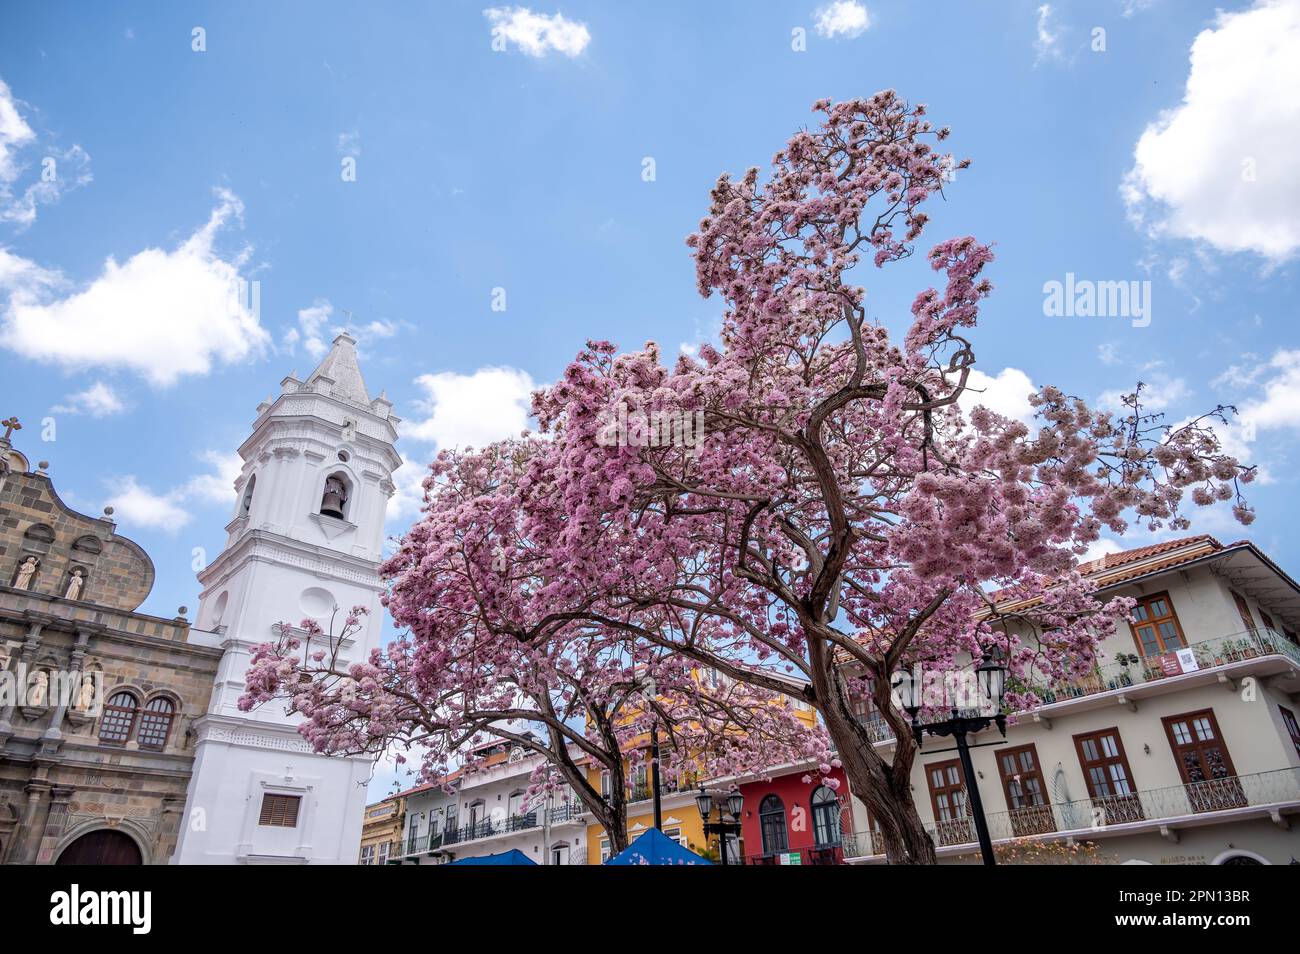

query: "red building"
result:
(738, 764), (850, 864)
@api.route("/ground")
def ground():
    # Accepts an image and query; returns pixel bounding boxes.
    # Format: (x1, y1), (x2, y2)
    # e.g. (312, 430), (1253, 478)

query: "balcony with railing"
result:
(849, 628), (1300, 747)
(1021, 627), (1300, 707)
(626, 772), (699, 803)
(403, 829), (444, 857)
(853, 713), (895, 743)
(842, 766), (1300, 860)
(440, 803), (587, 847)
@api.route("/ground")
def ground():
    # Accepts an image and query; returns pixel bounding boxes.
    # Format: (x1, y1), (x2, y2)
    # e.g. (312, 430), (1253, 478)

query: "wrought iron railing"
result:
(1023, 628), (1300, 707)
(841, 767), (1300, 858)
(404, 830), (444, 855)
(849, 629), (1300, 746)
(547, 802), (585, 824)
(742, 844), (845, 865)
(626, 773), (699, 802)
(438, 804), (585, 845)
(853, 714), (895, 743)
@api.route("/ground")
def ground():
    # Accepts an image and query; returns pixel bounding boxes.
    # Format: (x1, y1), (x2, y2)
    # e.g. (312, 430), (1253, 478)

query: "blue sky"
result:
(1, 2), (1298, 794)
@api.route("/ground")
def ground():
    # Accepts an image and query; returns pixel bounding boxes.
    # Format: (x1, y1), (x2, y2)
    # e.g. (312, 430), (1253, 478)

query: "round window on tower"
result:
(337, 450), (350, 462)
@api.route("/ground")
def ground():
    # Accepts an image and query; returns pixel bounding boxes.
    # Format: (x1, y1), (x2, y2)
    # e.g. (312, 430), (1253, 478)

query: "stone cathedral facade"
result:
(0, 431), (222, 865)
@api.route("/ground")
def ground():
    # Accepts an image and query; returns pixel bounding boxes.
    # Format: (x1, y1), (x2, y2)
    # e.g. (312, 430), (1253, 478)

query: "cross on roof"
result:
(1, 417), (20, 440)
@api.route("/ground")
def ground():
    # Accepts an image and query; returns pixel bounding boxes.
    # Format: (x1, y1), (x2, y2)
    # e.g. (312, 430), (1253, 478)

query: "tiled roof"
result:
(987, 535), (1228, 613)
(1074, 534), (1218, 576)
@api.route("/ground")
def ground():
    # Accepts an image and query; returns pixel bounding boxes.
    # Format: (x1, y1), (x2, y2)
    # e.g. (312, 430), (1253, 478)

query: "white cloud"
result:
(1121, 0), (1158, 16)
(1080, 537), (1125, 564)
(483, 7), (591, 57)
(50, 381), (125, 417)
(1238, 349), (1300, 432)
(385, 460), (430, 524)
(814, 2), (870, 39)
(358, 318), (399, 340)
(182, 450), (244, 505)
(1033, 4), (1065, 64)
(281, 299), (400, 362)
(104, 450), (244, 534)
(0, 188), (269, 386)
(0, 78), (36, 182)
(962, 367), (1038, 426)
(1099, 374), (1191, 414)
(0, 75), (92, 228)
(285, 298), (334, 360)
(337, 130), (361, 157)
(104, 476), (191, 533)
(405, 366), (536, 450)
(1122, 0), (1300, 260)
(386, 364), (529, 526)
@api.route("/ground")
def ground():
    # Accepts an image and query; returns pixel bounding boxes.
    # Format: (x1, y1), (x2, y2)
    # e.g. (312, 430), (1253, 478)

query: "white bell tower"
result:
(174, 332), (401, 864)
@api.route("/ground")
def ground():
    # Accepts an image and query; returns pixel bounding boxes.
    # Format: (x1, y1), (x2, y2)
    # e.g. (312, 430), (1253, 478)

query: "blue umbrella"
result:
(604, 827), (713, 865)
(447, 848), (538, 865)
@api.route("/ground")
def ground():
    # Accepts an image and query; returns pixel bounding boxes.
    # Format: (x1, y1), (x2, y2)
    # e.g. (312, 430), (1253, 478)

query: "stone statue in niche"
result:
(77, 675), (97, 710)
(320, 475), (348, 519)
(13, 556), (37, 590)
(28, 670), (48, 706)
(64, 568), (85, 601)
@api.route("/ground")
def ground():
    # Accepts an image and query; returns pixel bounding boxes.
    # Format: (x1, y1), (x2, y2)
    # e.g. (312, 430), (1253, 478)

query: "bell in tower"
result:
(320, 473), (349, 519)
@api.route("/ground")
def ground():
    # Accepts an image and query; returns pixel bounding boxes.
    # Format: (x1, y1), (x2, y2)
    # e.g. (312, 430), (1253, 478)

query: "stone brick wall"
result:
(0, 466), (154, 612)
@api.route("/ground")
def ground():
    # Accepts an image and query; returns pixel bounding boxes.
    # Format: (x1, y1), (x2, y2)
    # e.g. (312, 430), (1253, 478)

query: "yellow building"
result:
(359, 794), (405, 865)
(583, 759), (713, 863)
(582, 673), (820, 863)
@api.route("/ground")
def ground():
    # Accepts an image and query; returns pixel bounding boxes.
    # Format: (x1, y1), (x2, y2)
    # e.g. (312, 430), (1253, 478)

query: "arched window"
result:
(811, 785), (842, 847)
(98, 691), (139, 746)
(759, 794), (788, 855)
(240, 474), (256, 517)
(137, 697), (176, 750)
(319, 471), (351, 520)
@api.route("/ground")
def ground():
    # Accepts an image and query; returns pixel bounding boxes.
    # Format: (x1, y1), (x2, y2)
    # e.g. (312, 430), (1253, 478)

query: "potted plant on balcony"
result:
(1114, 653), (1139, 687)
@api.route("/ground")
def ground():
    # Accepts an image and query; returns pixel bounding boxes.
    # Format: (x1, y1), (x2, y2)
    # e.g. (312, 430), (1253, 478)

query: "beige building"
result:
(359, 794), (404, 865)
(0, 427), (222, 864)
(844, 535), (1300, 865)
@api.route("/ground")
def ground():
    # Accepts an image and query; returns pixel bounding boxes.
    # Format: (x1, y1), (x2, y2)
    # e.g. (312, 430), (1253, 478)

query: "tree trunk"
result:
(556, 760), (630, 855)
(583, 798), (629, 856)
(821, 695), (937, 865)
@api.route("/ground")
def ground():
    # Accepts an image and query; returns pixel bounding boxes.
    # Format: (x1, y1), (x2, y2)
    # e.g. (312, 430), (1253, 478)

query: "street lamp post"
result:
(650, 722), (663, 831)
(640, 675), (664, 831)
(695, 789), (744, 866)
(902, 650), (1009, 866)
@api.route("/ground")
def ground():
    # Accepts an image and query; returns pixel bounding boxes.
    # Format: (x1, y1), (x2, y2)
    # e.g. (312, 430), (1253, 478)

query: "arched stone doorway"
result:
(56, 829), (142, 865)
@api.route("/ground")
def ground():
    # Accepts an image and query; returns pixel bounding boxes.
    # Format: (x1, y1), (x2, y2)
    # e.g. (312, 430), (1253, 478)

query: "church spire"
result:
(306, 332), (371, 406)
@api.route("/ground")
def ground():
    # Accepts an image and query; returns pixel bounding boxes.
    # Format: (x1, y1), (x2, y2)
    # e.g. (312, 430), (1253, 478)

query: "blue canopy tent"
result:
(604, 827), (713, 866)
(447, 849), (537, 866)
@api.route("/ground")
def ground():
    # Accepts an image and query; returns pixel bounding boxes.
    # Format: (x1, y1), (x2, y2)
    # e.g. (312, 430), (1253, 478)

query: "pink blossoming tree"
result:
(509, 92), (1252, 863)
(246, 92), (1253, 865)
